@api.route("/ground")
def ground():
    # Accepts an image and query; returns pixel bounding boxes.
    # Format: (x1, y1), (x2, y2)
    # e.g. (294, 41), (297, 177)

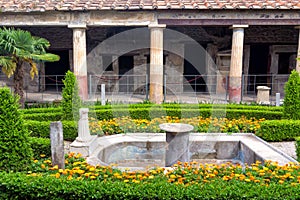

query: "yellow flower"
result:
(170, 174), (177, 179)
(55, 173), (60, 178)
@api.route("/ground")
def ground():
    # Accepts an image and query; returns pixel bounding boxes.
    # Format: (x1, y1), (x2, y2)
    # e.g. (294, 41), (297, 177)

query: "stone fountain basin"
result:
(86, 133), (298, 169)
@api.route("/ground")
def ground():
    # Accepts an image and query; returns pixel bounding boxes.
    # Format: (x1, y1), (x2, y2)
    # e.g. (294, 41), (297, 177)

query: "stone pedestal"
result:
(70, 108), (97, 157)
(159, 123), (194, 167)
(68, 24), (88, 100)
(229, 25), (248, 103)
(256, 86), (271, 104)
(149, 24), (166, 104)
(50, 121), (65, 169)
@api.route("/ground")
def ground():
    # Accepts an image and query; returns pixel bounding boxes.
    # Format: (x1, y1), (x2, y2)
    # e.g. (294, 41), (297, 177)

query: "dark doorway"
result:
(278, 53), (294, 74)
(184, 44), (207, 92)
(248, 45), (269, 92)
(118, 56), (134, 92)
(44, 50), (69, 91)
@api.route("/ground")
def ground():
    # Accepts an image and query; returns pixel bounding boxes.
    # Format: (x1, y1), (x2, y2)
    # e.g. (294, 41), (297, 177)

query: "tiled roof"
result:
(0, 0), (300, 12)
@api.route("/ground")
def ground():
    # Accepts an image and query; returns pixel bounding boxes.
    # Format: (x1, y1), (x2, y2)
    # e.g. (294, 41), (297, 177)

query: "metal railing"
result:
(0, 73), (291, 103)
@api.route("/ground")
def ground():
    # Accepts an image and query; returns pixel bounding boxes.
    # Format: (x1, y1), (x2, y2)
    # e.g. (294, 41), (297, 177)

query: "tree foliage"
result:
(0, 27), (59, 106)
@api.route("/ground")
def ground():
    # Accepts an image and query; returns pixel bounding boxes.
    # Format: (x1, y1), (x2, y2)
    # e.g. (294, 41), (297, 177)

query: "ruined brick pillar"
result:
(229, 25), (248, 103)
(296, 26), (300, 73)
(68, 24), (88, 100)
(148, 24), (166, 104)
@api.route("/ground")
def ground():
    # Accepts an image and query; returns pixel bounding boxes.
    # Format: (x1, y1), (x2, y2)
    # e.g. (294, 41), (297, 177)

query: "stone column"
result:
(68, 24), (88, 100)
(149, 24), (166, 104)
(206, 44), (218, 93)
(229, 25), (248, 103)
(243, 45), (250, 94)
(296, 26), (300, 72)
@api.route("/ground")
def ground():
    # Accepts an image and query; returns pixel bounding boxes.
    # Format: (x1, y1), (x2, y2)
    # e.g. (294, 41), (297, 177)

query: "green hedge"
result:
(24, 121), (77, 141)
(92, 103), (283, 111)
(0, 173), (299, 199)
(296, 137), (300, 162)
(22, 112), (63, 121)
(91, 108), (282, 120)
(20, 103), (283, 122)
(256, 120), (300, 142)
(29, 137), (51, 159)
(21, 107), (62, 114)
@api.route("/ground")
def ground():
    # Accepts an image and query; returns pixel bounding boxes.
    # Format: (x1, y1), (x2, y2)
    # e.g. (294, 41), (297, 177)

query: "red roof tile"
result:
(0, 0), (300, 12)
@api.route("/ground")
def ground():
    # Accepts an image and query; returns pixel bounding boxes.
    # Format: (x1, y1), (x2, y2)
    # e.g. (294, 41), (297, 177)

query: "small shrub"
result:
(283, 70), (300, 120)
(29, 137), (51, 159)
(0, 87), (33, 172)
(61, 71), (81, 121)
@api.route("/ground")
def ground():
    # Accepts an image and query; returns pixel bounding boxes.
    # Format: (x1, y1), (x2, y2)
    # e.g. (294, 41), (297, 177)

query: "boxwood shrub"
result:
(256, 120), (300, 142)
(29, 137), (51, 159)
(24, 120), (77, 141)
(0, 173), (299, 199)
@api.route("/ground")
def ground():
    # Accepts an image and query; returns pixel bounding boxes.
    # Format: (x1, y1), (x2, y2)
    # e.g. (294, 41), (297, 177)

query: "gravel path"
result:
(269, 141), (297, 160)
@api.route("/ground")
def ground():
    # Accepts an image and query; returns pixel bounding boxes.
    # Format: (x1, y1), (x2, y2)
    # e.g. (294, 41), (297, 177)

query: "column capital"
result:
(231, 24), (249, 29)
(148, 23), (166, 29)
(68, 24), (87, 29)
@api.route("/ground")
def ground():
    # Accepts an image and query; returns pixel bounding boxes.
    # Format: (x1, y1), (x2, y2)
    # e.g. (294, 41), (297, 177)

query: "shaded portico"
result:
(1, 2), (300, 103)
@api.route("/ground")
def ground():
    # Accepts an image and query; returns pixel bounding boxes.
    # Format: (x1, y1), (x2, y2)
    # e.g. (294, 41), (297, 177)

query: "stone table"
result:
(159, 123), (194, 167)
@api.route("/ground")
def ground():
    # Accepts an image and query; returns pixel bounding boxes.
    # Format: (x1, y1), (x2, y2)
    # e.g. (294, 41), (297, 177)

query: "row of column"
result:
(68, 24), (300, 104)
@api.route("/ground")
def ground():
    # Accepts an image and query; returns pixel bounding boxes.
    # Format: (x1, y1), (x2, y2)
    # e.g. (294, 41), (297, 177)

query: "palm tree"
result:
(0, 27), (60, 106)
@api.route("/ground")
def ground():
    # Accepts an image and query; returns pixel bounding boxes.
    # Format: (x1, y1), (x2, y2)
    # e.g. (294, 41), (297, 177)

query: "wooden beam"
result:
(158, 19), (300, 26)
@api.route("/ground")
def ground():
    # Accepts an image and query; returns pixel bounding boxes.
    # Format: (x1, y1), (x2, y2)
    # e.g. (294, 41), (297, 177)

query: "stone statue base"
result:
(70, 135), (97, 157)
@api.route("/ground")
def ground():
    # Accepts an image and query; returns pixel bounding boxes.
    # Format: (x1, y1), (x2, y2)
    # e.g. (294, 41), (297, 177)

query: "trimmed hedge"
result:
(24, 120), (77, 141)
(22, 112), (63, 121)
(0, 173), (300, 199)
(22, 108), (281, 121)
(92, 108), (282, 120)
(29, 137), (51, 159)
(92, 103), (283, 111)
(21, 107), (62, 114)
(21, 103), (283, 122)
(256, 120), (300, 142)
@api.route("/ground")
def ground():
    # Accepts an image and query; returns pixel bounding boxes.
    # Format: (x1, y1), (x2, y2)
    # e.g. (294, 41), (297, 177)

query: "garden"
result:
(1, 66), (300, 198)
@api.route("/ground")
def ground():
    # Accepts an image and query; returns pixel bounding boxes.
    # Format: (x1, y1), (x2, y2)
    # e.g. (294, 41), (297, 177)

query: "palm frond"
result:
(0, 56), (16, 78)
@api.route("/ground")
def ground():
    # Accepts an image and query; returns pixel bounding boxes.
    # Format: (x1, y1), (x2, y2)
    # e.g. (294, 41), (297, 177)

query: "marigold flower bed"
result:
(29, 153), (300, 187)
(89, 116), (264, 136)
